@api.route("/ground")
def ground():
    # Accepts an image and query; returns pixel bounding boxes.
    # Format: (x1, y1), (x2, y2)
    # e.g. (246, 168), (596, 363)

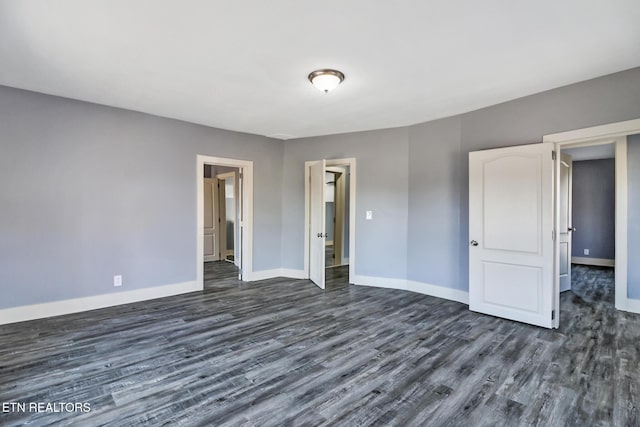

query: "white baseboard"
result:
(406, 280), (469, 304)
(352, 274), (407, 290)
(621, 298), (640, 314)
(0, 280), (200, 326)
(571, 257), (615, 267)
(247, 269), (307, 281)
(352, 275), (469, 305)
(280, 269), (307, 279)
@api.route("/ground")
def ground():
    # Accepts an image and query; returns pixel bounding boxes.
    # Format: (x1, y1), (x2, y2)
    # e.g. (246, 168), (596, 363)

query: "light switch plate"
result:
(366, 211), (373, 220)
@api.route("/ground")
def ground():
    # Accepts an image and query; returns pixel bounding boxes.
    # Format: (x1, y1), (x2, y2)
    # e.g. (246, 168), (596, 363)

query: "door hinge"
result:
(552, 151), (556, 160)
(552, 230), (555, 241)
(552, 310), (555, 320)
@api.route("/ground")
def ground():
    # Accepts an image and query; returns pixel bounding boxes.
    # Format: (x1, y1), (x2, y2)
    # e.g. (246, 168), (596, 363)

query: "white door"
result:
(309, 160), (326, 289)
(217, 179), (227, 261)
(237, 169), (243, 278)
(469, 143), (555, 328)
(559, 154), (573, 292)
(203, 177), (219, 262)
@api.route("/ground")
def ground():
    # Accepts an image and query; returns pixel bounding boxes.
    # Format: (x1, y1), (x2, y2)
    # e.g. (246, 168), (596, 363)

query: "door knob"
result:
(470, 240), (479, 246)
(568, 227), (576, 232)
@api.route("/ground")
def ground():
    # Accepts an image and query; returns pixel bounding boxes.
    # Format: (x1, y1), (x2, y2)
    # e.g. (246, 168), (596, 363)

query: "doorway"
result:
(325, 166), (350, 269)
(545, 119), (640, 321)
(197, 155), (253, 289)
(560, 142), (616, 291)
(203, 166), (240, 265)
(305, 158), (356, 289)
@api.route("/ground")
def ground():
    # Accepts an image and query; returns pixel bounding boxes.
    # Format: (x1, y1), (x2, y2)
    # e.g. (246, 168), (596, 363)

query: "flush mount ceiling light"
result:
(308, 69), (345, 93)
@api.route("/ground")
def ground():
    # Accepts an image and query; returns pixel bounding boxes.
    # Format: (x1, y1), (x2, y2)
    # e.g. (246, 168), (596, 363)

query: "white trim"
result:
(352, 275), (469, 305)
(216, 171), (236, 180)
(248, 269), (307, 281)
(615, 137), (629, 311)
(197, 155), (253, 286)
(280, 269), (308, 279)
(546, 117), (640, 315)
(625, 298), (640, 313)
(571, 257), (615, 267)
(406, 280), (470, 305)
(0, 281), (200, 325)
(543, 118), (640, 144)
(352, 275), (407, 291)
(305, 158), (357, 283)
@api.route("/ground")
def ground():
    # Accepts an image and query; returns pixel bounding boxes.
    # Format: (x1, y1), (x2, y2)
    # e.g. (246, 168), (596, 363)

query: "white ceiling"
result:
(1, 1), (639, 139)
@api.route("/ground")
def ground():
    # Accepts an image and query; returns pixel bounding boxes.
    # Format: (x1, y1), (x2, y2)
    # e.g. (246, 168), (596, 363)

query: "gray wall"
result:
(407, 117), (463, 289)
(628, 134), (640, 299)
(281, 128), (409, 279)
(571, 159), (615, 260)
(281, 66), (640, 292)
(0, 86), (284, 309)
(2, 67), (640, 311)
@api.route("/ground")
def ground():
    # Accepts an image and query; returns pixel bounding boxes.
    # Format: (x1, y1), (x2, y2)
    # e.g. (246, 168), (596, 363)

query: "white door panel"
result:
(309, 160), (326, 289)
(469, 143), (555, 328)
(203, 178), (218, 262)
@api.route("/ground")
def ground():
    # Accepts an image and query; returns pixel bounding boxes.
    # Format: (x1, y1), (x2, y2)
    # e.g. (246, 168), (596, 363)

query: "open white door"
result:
(469, 143), (555, 328)
(309, 160), (326, 289)
(559, 154), (573, 292)
(203, 177), (219, 262)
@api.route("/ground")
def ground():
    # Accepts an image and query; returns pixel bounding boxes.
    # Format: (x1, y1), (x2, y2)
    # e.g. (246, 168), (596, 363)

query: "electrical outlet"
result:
(113, 275), (122, 287)
(584, 249), (589, 256)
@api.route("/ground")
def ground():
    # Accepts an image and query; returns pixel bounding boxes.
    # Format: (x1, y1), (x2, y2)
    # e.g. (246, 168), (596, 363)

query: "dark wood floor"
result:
(1, 263), (638, 426)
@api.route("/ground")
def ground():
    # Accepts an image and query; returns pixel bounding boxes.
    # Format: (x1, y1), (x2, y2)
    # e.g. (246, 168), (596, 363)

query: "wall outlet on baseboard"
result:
(113, 275), (122, 287)
(584, 249), (590, 256)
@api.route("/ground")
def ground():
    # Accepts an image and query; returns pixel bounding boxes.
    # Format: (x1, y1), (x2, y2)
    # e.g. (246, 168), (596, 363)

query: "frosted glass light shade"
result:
(308, 69), (345, 93)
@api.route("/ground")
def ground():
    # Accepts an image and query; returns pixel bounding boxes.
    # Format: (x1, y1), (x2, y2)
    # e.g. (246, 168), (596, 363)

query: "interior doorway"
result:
(325, 166), (350, 269)
(560, 143), (616, 293)
(197, 155), (253, 289)
(305, 158), (356, 290)
(203, 166), (240, 265)
(545, 119), (640, 321)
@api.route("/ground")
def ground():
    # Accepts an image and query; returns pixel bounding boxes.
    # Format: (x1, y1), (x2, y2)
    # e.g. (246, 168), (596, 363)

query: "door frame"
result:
(544, 118), (640, 316)
(304, 158), (356, 282)
(197, 155), (253, 289)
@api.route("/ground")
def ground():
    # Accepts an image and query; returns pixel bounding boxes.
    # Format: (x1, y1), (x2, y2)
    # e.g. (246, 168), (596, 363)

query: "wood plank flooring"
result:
(0, 263), (638, 426)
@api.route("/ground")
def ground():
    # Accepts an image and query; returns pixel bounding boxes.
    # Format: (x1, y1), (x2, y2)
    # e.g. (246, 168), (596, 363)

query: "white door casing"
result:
(559, 154), (573, 292)
(309, 159), (326, 289)
(469, 143), (555, 328)
(197, 155), (253, 287)
(305, 158), (357, 283)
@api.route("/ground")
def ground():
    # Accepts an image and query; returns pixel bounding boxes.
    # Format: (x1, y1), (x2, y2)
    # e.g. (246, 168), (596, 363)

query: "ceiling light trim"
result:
(308, 69), (345, 93)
